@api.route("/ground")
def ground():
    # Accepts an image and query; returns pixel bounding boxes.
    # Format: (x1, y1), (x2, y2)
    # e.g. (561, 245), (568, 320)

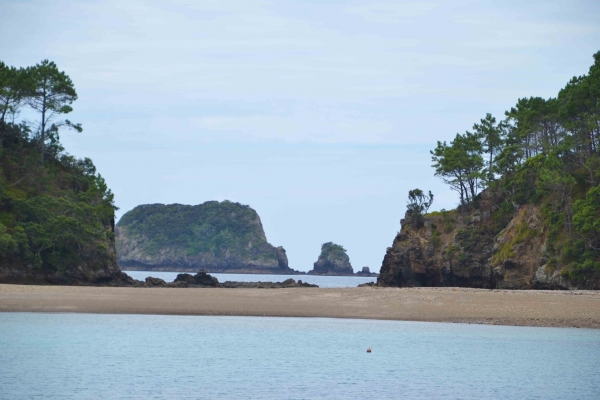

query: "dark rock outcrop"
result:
(356, 267), (378, 277)
(141, 270), (319, 288)
(221, 278), (318, 288)
(145, 277), (167, 287)
(378, 190), (600, 290)
(308, 242), (354, 275)
(116, 201), (295, 274)
(174, 270), (220, 287)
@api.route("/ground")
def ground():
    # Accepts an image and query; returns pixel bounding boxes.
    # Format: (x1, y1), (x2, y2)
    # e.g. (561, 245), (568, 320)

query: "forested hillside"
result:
(380, 51), (600, 289)
(0, 60), (126, 284)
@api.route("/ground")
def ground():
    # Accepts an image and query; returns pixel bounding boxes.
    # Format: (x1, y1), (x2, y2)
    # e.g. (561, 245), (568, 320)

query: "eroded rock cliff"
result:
(378, 191), (600, 290)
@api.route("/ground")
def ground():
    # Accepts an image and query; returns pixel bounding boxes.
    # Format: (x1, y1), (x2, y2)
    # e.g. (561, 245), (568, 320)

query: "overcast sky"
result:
(2, 0), (599, 272)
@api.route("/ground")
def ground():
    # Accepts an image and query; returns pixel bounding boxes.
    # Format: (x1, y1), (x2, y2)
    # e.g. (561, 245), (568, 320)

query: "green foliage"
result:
(1, 59), (81, 164)
(117, 201), (277, 262)
(406, 188), (433, 226)
(491, 221), (536, 266)
(0, 62), (29, 123)
(492, 202), (515, 233)
(473, 113), (507, 182)
(319, 242), (348, 261)
(431, 131), (484, 206)
(0, 121), (117, 273)
(427, 51), (600, 283)
(571, 184), (600, 271)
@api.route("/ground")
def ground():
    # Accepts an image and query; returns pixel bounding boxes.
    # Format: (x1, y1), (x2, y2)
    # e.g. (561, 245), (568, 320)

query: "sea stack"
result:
(308, 242), (354, 275)
(116, 201), (293, 274)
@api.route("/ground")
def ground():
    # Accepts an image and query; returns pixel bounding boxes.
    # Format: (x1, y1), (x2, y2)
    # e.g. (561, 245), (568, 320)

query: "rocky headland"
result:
(116, 201), (296, 274)
(378, 190), (600, 290)
(308, 242), (354, 275)
(0, 119), (130, 287)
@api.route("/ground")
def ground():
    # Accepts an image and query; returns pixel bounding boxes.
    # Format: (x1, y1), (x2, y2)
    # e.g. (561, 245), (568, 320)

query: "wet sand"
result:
(1, 284), (599, 328)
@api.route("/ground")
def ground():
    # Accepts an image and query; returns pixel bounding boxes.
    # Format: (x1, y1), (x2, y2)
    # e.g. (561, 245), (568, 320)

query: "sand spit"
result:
(1, 285), (599, 329)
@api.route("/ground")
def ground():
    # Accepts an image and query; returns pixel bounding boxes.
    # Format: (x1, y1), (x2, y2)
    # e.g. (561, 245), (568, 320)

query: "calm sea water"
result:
(124, 271), (376, 288)
(1, 313), (599, 399)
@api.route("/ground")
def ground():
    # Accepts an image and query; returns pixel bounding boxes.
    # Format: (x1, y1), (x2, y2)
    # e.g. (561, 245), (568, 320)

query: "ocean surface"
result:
(1, 313), (599, 399)
(124, 270), (376, 288)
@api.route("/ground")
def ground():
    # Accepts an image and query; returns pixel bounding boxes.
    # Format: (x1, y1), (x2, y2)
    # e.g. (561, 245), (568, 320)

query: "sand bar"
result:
(1, 284), (600, 328)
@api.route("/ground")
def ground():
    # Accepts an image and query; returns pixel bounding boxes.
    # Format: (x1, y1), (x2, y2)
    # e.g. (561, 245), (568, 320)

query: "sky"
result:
(1, 0), (599, 272)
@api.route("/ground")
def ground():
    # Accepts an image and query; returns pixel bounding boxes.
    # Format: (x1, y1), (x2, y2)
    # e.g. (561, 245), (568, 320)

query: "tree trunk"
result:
(40, 86), (46, 165)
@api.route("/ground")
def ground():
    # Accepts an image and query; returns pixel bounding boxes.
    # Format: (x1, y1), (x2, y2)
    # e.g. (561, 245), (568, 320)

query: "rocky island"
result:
(308, 242), (354, 275)
(116, 201), (295, 274)
(356, 267), (378, 277)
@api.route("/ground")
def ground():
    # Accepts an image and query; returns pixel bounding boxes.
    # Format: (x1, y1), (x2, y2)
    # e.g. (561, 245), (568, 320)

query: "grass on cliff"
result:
(491, 221), (537, 266)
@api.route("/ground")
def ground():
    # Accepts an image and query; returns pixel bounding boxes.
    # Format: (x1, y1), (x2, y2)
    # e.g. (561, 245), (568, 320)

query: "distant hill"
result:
(116, 201), (293, 274)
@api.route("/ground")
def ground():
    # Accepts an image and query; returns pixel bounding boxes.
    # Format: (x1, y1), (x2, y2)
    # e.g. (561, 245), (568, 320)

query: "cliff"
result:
(0, 122), (129, 285)
(308, 242), (354, 275)
(378, 190), (600, 290)
(116, 201), (294, 274)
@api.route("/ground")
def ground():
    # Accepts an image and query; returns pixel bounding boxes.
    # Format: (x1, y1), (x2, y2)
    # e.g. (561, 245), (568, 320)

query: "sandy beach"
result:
(1, 284), (599, 328)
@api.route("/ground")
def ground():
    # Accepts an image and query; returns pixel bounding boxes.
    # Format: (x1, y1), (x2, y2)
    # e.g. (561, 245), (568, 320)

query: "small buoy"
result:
(366, 347), (372, 353)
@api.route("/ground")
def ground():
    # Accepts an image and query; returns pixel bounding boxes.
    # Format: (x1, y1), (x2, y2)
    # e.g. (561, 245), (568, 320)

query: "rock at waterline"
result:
(308, 242), (354, 275)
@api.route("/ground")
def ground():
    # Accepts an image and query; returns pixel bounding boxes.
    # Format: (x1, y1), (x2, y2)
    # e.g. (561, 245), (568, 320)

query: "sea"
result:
(123, 270), (376, 288)
(1, 313), (599, 399)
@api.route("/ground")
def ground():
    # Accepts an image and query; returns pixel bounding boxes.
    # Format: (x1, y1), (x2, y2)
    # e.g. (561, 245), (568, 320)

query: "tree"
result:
(406, 189), (433, 226)
(431, 131), (484, 206)
(572, 184), (600, 270)
(0, 62), (29, 123)
(26, 60), (81, 164)
(472, 113), (505, 181)
(558, 51), (600, 157)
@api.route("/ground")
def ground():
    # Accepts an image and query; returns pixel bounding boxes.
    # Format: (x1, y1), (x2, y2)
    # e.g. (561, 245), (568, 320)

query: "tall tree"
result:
(26, 60), (81, 164)
(558, 52), (600, 157)
(472, 113), (505, 181)
(0, 62), (29, 123)
(431, 131), (484, 206)
(406, 188), (434, 226)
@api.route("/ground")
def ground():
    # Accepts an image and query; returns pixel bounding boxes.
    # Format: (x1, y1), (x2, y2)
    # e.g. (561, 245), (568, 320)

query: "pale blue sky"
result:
(1, 0), (599, 271)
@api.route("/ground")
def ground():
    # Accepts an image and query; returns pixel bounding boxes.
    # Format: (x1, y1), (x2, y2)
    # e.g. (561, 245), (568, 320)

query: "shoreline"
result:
(121, 268), (379, 277)
(1, 284), (599, 329)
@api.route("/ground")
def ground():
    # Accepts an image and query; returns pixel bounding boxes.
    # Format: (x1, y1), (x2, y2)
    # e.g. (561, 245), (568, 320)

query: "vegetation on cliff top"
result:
(117, 201), (281, 264)
(318, 242), (348, 262)
(427, 51), (600, 279)
(0, 60), (118, 279)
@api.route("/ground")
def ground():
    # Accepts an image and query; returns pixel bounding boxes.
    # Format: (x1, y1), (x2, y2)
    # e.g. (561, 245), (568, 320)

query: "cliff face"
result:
(308, 242), (354, 275)
(116, 201), (293, 274)
(378, 191), (600, 290)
